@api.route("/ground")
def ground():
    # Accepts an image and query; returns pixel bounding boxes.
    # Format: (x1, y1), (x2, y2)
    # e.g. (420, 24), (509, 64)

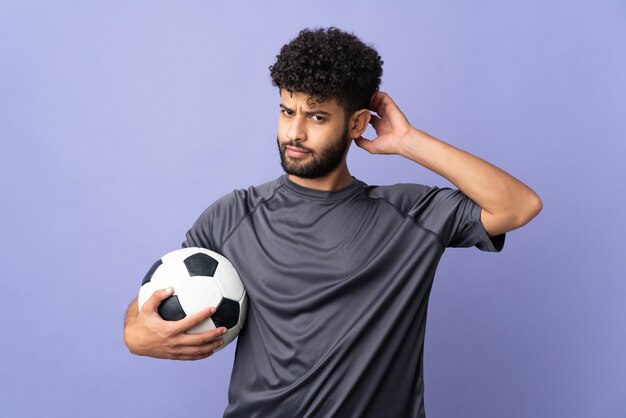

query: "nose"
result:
(286, 116), (306, 142)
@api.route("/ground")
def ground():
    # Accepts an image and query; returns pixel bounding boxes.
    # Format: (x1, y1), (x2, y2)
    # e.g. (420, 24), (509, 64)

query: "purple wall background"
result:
(1, 1), (624, 417)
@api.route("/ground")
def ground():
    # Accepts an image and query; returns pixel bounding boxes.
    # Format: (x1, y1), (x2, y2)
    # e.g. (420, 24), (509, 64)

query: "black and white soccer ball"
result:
(138, 247), (247, 350)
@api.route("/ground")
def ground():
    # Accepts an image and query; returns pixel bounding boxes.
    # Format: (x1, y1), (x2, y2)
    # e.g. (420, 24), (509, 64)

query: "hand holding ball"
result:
(138, 247), (247, 351)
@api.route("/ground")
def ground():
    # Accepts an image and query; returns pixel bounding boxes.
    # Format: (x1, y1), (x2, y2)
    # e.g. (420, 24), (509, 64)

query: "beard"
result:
(277, 126), (351, 179)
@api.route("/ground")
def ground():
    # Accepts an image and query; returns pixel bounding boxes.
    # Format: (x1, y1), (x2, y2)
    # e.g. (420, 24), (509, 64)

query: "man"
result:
(124, 27), (542, 417)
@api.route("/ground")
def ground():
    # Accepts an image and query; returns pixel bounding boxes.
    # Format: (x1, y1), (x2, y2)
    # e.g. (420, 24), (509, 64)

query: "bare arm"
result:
(123, 287), (227, 360)
(354, 92), (542, 236)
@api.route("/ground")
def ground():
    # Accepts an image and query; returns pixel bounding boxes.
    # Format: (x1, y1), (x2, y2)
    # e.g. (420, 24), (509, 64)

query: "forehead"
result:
(279, 89), (343, 112)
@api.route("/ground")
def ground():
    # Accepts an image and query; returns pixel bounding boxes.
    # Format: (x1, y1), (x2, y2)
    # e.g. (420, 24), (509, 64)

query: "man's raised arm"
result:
(354, 92), (542, 236)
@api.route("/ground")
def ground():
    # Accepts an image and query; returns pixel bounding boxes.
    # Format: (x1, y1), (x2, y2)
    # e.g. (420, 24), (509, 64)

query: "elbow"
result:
(516, 193), (543, 228)
(528, 193), (543, 219)
(484, 192), (543, 235)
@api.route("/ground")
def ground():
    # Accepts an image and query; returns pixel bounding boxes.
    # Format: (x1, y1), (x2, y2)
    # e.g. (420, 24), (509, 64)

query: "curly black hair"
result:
(269, 27), (383, 115)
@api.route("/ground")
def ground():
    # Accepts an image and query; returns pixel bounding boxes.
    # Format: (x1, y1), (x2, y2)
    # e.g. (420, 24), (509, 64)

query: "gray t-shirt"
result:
(183, 175), (504, 418)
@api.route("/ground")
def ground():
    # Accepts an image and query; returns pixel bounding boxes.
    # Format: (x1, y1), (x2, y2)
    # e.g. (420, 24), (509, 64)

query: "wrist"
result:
(398, 128), (429, 159)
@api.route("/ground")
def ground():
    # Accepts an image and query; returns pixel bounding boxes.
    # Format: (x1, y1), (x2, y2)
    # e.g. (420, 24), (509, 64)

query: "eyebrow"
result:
(280, 104), (332, 117)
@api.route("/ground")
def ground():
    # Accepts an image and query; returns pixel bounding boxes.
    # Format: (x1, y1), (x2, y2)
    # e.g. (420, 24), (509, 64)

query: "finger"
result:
(369, 114), (382, 129)
(354, 136), (375, 154)
(142, 287), (174, 313)
(369, 92), (390, 114)
(179, 326), (228, 346)
(369, 91), (384, 109)
(170, 339), (225, 360)
(174, 306), (216, 332)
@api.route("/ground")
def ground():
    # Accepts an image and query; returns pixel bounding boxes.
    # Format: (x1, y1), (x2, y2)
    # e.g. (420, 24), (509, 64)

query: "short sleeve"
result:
(408, 187), (505, 252)
(182, 204), (217, 250)
(181, 188), (258, 251)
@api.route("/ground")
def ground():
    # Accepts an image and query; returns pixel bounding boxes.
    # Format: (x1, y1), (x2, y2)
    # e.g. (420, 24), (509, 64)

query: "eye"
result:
(311, 115), (325, 122)
(280, 108), (294, 116)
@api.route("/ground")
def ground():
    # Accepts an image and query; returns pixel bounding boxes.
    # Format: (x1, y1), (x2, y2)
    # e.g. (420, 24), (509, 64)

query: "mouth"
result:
(284, 144), (311, 158)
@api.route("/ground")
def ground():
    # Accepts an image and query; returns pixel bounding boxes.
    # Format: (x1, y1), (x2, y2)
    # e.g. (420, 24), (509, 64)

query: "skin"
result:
(279, 89), (543, 236)
(277, 89), (369, 191)
(123, 288), (227, 360)
(123, 88), (542, 360)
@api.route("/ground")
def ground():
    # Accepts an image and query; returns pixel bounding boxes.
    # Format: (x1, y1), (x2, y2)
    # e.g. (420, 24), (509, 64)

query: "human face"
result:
(277, 90), (350, 179)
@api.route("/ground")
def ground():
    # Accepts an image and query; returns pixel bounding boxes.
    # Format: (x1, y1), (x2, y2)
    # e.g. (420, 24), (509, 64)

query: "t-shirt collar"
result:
(280, 174), (362, 200)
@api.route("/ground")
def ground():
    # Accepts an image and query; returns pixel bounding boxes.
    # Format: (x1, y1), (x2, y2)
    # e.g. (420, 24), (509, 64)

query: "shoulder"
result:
(211, 176), (283, 214)
(184, 176), (283, 250)
(361, 182), (434, 214)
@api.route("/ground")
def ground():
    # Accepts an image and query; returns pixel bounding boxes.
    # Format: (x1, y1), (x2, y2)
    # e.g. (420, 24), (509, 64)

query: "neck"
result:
(287, 163), (353, 191)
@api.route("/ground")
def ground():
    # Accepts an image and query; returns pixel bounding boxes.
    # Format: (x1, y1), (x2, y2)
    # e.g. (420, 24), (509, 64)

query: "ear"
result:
(347, 109), (371, 139)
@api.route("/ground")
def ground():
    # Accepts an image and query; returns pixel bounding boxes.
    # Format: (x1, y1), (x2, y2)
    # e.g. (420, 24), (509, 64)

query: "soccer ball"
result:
(138, 247), (247, 350)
